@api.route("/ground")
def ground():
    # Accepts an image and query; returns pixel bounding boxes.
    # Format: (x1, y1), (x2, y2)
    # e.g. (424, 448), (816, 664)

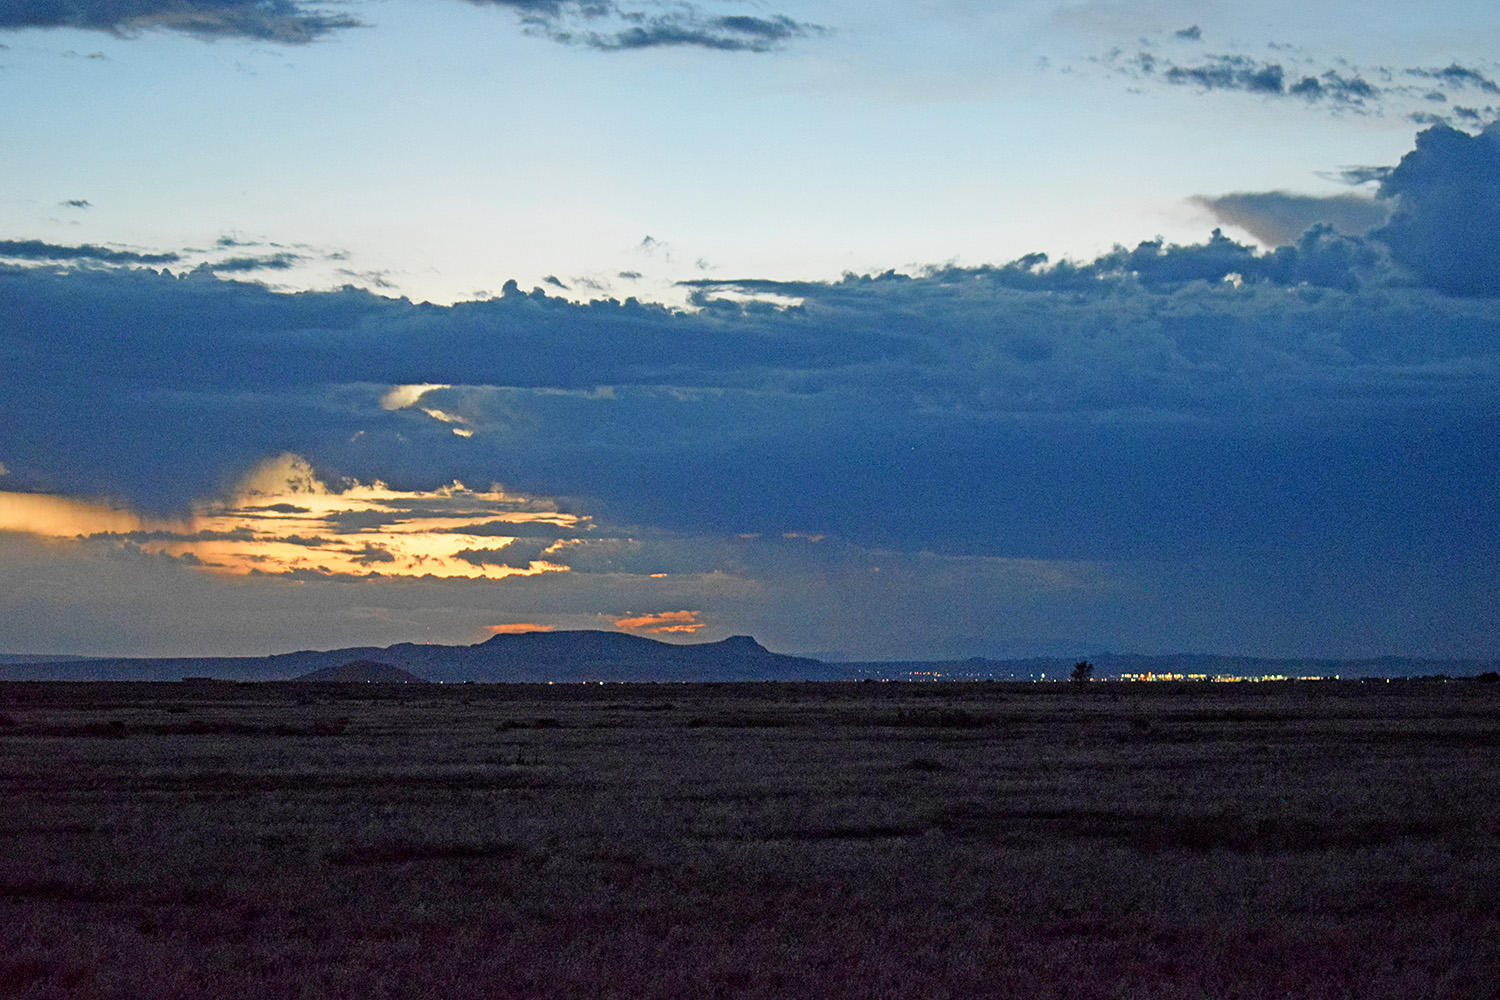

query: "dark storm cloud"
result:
(0, 127), (1496, 581)
(1372, 122), (1500, 295)
(0, 0), (361, 43)
(453, 539), (556, 569)
(0, 238), (178, 264)
(1191, 191), (1390, 246)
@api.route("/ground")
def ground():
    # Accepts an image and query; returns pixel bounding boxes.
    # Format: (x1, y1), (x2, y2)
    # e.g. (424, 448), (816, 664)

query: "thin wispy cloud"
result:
(0, 238), (178, 265)
(1103, 36), (1500, 126)
(484, 2), (823, 53)
(0, 0), (361, 43)
(613, 610), (705, 633)
(1190, 192), (1390, 246)
(0, 0), (824, 51)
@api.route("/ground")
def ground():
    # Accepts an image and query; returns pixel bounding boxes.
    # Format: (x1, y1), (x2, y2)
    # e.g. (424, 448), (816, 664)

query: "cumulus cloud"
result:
(3, 122), (1498, 657)
(1191, 191), (1390, 246)
(0, 127), (1496, 642)
(1371, 122), (1500, 295)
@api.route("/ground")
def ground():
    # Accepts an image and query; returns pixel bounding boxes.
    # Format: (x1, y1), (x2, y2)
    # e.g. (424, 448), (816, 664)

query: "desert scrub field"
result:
(1, 679), (1497, 999)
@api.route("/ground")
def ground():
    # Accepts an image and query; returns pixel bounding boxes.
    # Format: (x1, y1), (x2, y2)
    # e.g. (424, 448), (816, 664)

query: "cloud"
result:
(0, 0), (823, 52)
(613, 609), (704, 633)
(60, 199), (91, 210)
(487, 622), (553, 634)
(470, 2), (823, 53)
(0, 453), (587, 580)
(1191, 191), (1390, 246)
(0, 238), (178, 265)
(453, 538), (558, 570)
(0, 0), (362, 43)
(1321, 165), (1393, 187)
(1372, 122), (1500, 295)
(1149, 55), (1378, 105)
(1106, 40), (1500, 125)
(204, 252), (301, 272)
(1173, 25), (1201, 41)
(0, 124), (1497, 659)
(1408, 64), (1500, 94)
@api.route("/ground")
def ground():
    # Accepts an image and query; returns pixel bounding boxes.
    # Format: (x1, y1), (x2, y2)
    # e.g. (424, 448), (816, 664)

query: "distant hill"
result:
(0, 634), (1492, 683)
(0, 631), (846, 682)
(292, 660), (427, 683)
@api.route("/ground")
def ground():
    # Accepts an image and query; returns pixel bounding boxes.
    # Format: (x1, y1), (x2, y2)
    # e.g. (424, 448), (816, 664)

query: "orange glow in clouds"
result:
(612, 610), (705, 634)
(0, 491), (151, 537)
(0, 454), (586, 581)
(486, 623), (555, 635)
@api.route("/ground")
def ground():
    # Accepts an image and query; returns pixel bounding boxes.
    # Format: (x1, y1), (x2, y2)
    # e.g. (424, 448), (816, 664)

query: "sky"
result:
(1, 0), (1498, 662)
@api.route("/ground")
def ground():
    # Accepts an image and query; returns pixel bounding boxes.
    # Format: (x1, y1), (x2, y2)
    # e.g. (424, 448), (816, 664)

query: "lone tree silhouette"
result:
(1071, 660), (1094, 683)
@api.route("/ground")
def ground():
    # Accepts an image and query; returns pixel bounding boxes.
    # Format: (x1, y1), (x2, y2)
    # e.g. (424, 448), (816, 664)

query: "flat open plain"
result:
(1, 679), (1497, 999)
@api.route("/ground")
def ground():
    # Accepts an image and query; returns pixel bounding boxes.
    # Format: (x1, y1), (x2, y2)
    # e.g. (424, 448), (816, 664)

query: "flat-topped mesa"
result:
(709, 635), (767, 653)
(293, 660), (427, 683)
(475, 630), (771, 657)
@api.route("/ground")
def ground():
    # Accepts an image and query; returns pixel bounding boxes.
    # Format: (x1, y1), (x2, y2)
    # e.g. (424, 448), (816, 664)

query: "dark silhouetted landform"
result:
(292, 660), (427, 683)
(0, 632), (1493, 682)
(0, 631), (833, 682)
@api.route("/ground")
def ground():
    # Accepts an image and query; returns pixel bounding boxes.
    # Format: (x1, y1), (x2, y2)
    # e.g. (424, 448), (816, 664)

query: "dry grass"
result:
(1, 679), (1497, 998)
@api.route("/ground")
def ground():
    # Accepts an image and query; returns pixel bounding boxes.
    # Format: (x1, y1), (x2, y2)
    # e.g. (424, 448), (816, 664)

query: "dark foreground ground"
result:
(1, 679), (1497, 999)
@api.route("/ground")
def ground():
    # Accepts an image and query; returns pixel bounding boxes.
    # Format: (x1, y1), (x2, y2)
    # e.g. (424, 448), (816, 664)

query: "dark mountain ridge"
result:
(0, 631), (842, 682)
(0, 633), (1492, 682)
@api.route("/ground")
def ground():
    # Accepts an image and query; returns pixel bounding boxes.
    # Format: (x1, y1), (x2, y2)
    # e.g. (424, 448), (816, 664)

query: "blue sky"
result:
(1, 1), (1498, 660)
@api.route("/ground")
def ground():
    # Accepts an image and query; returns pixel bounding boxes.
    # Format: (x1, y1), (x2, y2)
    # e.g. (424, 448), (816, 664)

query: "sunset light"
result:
(0, 453), (585, 581)
(613, 611), (706, 634)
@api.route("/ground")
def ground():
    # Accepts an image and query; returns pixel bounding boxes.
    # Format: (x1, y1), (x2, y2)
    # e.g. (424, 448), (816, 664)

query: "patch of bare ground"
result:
(0, 679), (1497, 998)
